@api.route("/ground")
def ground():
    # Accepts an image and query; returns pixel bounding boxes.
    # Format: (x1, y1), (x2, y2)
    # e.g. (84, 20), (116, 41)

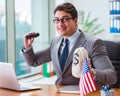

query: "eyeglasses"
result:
(53, 17), (73, 24)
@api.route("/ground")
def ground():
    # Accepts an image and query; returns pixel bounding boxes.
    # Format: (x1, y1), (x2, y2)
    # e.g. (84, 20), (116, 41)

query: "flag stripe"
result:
(79, 58), (97, 96)
(82, 75), (87, 95)
(83, 75), (90, 94)
(80, 76), (84, 96)
(87, 72), (94, 92)
(85, 73), (92, 92)
(81, 77), (86, 95)
(88, 72), (96, 90)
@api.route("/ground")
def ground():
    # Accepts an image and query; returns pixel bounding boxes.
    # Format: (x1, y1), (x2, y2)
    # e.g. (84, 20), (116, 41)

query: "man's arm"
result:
(22, 46), (51, 67)
(91, 39), (117, 87)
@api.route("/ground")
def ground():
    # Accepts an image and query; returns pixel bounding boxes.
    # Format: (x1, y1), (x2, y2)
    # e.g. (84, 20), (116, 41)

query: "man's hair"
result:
(54, 2), (78, 19)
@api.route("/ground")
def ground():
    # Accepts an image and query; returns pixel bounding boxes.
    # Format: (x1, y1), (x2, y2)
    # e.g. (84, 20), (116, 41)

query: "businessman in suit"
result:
(22, 2), (117, 87)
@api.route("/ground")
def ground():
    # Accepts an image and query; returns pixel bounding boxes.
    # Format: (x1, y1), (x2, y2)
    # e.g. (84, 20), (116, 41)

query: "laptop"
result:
(0, 62), (41, 91)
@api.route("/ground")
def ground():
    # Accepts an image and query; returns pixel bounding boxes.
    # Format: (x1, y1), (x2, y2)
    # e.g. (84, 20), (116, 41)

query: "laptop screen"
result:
(0, 62), (41, 91)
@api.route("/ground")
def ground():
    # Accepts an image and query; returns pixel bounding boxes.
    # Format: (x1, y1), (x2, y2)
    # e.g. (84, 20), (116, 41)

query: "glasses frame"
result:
(53, 17), (73, 24)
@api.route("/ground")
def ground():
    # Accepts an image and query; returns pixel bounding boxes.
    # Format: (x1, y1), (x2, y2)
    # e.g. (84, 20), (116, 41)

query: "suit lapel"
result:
(63, 32), (86, 73)
(55, 37), (63, 74)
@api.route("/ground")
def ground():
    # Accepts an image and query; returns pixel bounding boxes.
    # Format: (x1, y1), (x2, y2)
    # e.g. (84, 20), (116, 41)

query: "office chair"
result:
(103, 40), (120, 88)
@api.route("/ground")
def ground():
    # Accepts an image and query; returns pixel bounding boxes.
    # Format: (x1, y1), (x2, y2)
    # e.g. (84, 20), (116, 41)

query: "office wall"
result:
(55, 0), (120, 41)
(74, 0), (110, 40)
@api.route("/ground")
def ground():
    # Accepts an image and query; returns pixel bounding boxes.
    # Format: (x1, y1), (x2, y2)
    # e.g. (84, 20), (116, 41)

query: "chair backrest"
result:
(103, 40), (120, 88)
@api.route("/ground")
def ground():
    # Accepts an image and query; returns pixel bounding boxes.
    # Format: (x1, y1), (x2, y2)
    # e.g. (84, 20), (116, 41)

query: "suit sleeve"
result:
(90, 39), (117, 87)
(22, 46), (51, 67)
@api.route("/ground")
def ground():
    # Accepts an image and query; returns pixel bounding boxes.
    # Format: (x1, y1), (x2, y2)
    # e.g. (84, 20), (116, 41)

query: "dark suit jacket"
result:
(23, 31), (117, 87)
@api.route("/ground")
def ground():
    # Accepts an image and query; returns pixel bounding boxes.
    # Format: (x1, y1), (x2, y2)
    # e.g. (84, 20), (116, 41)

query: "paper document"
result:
(57, 85), (79, 94)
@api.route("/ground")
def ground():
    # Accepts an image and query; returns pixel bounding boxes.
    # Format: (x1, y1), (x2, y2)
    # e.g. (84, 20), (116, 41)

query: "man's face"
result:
(53, 11), (78, 38)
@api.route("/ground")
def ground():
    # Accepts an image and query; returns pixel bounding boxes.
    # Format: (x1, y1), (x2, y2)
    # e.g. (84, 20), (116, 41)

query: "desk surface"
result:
(0, 84), (120, 96)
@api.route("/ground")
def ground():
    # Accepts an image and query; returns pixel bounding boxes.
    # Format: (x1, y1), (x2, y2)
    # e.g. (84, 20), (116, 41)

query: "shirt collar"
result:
(67, 29), (81, 45)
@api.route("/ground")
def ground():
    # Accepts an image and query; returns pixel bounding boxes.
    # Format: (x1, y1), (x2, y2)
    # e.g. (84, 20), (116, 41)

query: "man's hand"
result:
(23, 32), (35, 49)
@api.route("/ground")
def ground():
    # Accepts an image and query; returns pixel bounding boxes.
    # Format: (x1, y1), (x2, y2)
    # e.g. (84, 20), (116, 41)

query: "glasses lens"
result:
(53, 17), (72, 24)
(63, 17), (71, 22)
(53, 19), (59, 23)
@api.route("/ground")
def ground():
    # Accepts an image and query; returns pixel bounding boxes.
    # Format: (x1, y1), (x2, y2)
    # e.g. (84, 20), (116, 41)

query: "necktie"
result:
(60, 39), (69, 72)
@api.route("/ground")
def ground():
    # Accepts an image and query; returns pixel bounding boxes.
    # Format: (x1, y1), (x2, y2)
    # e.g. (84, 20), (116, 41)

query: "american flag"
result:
(79, 58), (97, 96)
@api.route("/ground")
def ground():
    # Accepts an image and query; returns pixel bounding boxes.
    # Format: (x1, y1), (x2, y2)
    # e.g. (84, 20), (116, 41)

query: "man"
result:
(22, 2), (117, 87)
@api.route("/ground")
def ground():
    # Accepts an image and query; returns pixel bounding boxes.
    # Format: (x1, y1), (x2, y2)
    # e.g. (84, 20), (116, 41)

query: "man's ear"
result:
(74, 18), (78, 25)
